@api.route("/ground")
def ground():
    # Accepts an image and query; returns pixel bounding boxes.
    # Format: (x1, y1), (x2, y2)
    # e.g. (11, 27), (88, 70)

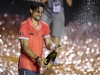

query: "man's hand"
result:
(39, 58), (53, 70)
(55, 44), (62, 52)
(55, 47), (61, 52)
(44, 63), (53, 70)
(38, 58), (47, 68)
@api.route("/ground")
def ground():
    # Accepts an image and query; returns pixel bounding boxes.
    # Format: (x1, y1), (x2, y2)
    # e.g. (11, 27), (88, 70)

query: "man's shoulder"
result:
(20, 19), (28, 27)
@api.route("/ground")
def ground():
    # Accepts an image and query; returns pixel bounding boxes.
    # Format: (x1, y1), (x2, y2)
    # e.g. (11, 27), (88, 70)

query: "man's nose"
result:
(39, 12), (42, 16)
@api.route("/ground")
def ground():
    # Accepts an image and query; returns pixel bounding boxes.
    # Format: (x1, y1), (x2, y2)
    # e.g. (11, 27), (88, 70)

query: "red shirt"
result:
(18, 18), (50, 72)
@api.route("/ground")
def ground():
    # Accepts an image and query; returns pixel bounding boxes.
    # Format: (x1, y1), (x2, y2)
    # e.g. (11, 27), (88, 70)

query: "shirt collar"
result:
(27, 18), (42, 30)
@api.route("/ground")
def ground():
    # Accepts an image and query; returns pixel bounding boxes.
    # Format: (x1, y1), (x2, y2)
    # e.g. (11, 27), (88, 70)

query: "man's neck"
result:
(31, 18), (39, 29)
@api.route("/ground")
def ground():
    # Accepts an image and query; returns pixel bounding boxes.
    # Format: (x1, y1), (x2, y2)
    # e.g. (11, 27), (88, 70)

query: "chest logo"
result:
(20, 32), (24, 35)
(30, 32), (34, 36)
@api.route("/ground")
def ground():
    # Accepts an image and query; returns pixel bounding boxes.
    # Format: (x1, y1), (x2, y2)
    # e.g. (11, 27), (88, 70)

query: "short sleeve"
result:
(18, 24), (29, 40)
(44, 24), (50, 37)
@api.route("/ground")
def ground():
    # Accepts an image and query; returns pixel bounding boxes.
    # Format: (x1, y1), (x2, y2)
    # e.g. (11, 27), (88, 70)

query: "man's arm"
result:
(44, 37), (61, 51)
(40, 0), (47, 3)
(44, 36), (61, 51)
(20, 39), (38, 59)
(66, 0), (72, 6)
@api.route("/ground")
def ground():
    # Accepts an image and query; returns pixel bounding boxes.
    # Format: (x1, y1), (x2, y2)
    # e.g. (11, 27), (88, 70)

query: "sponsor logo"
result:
(19, 32), (24, 35)
(30, 33), (34, 36)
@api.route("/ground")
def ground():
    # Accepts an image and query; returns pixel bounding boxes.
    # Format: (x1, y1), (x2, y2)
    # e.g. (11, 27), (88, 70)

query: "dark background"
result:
(0, 0), (100, 23)
(0, 0), (79, 22)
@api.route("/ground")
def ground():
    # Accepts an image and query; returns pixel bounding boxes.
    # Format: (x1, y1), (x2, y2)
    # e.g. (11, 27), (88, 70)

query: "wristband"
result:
(35, 56), (39, 62)
(50, 43), (56, 50)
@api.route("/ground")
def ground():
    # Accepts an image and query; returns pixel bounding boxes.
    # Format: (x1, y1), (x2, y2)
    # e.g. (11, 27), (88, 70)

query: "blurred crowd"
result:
(0, 13), (25, 75)
(0, 13), (100, 75)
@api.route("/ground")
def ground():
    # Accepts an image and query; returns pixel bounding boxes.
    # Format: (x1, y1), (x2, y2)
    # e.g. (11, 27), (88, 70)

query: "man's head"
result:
(29, 1), (45, 21)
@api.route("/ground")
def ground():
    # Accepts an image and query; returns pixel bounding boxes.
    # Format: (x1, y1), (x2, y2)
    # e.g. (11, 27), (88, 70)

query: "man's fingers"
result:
(41, 59), (47, 67)
(56, 47), (62, 52)
(39, 58), (49, 69)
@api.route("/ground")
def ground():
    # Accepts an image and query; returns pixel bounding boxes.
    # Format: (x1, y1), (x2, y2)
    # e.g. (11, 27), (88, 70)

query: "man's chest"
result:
(28, 27), (45, 39)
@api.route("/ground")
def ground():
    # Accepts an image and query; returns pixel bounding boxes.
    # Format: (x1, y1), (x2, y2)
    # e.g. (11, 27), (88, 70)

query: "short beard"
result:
(35, 18), (40, 21)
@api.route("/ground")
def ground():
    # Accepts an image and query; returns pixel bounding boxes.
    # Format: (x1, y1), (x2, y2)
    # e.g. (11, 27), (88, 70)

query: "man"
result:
(41, 0), (72, 45)
(18, 1), (61, 75)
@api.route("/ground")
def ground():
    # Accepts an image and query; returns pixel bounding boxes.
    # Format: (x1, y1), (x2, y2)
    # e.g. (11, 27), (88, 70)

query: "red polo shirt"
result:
(18, 18), (50, 72)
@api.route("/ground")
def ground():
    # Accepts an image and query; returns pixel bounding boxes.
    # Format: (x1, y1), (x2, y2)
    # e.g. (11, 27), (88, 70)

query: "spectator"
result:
(41, 0), (72, 45)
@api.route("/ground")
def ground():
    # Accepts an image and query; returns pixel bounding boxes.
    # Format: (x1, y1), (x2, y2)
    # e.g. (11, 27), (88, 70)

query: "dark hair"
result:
(29, 1), (45, 11)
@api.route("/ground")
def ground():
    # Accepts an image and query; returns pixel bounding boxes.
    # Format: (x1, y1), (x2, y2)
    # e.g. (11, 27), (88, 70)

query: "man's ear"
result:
(30, 9), (33, 14)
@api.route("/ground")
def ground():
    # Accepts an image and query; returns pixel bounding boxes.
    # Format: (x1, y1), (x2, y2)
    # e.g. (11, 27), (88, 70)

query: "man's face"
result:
(30, 7), (44, 21)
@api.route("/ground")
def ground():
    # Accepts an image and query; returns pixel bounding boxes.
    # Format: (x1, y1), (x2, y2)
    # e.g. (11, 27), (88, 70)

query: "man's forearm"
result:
(66, 0), (72, 6)
(23, 47), (38, 59)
